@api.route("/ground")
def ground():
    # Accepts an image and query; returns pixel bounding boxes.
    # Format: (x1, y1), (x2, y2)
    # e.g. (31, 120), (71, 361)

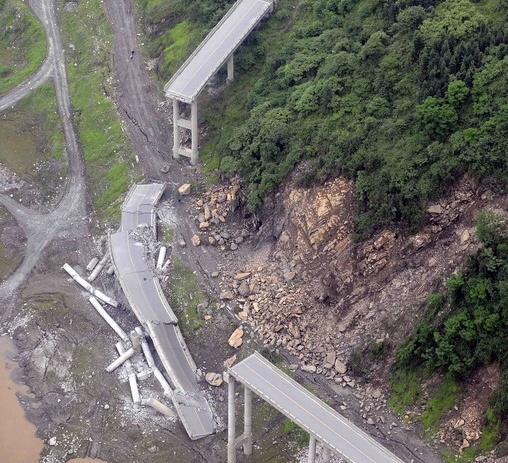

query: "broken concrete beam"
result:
(89, 296), (129, 343)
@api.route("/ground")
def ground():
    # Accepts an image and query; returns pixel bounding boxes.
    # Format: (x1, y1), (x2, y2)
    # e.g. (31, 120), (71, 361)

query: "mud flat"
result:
(0, 335), (43, 463)
(68, 459), (107, 462)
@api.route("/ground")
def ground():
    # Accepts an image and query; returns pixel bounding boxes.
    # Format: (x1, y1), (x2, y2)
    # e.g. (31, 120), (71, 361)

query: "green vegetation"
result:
(421, 376), (460, 432)
(136, 0), (235, 80)
(0, 83), (66, 197)
(59, 0), (139, 223)
(167, 257), (205, 333)
(282, 419), (309, 446)
(144, 0), (508, 236)
(394, 212), (508, 450)
(388, 370), (423, 415)
(0, 0), (46, 95)
(0, 241), (22, 281)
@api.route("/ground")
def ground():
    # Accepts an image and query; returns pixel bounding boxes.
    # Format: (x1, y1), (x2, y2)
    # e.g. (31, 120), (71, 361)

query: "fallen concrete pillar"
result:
(116, 343), (140, 404)
(137, 369), (152, 381)
(63, 263), (118, 307)
(143, 398), (175, 418)
(130, 329), (141, 352)
(153, 367), (172, 395)
(135, 326), (155, 368)
(106, 346), (134, 373)
(88, 252), (109, 282)
(86, 257), (99, 271)
(156, 246), (166, 270)
(89, 297), (128, 343)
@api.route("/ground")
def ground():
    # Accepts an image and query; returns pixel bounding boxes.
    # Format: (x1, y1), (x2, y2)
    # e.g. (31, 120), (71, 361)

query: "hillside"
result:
(134, 0), (508, 460)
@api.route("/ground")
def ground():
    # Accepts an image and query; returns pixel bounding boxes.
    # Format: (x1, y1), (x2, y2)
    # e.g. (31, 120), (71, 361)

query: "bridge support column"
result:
(243, 386), (253, 455)
(228, 376), (237, 463)
(322, 446), (331, 462)
(172, 98), (180, 160)
(191, 99), (198, 165)
(308, 436), (316, 463)
(227, 54), (234, 82)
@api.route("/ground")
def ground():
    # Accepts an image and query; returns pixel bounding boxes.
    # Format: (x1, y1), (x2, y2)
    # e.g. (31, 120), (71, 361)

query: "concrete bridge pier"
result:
(227, 54), (234, 82)
(308, 436), (317, 463)
(172, 98), (199, 165)
(227, 375), (254, 462)
(243, 386), (253, 455)
(228, 376), (237, 463)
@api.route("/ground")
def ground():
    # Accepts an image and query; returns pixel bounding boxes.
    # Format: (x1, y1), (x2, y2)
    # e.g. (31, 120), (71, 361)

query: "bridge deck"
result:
(229, 352), (405, 463)
(164, 0), (274, 103)
(110, 183), (214, 440)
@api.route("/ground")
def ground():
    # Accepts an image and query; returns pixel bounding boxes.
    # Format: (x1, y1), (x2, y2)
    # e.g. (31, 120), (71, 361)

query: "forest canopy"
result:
(175, 0), (508, 235)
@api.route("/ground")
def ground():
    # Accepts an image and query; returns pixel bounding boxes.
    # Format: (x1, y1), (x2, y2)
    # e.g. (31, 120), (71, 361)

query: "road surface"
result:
(110, 184), (215, 440)
(229, 352), (406, 463)
(164, 0), (274, 102)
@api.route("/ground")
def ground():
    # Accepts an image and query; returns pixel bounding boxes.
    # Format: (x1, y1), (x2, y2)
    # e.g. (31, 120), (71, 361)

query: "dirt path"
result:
(103, 0), (223, 277)
(0, 0), (91, 316)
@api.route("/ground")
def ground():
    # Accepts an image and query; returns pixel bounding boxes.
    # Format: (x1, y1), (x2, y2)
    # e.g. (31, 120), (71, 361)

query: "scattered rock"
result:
(367, 417), (375, 425)
(427, 204), (444, 214)
(335, 360), (347, 374)
(220, 290), (234, 300)
(228, 327), (244, 348)
(301, 364), (317, 373)
(178, 183), (191, 195)
(211, 271), (219, 278)
(49, 437), (57, 446)
(205, 372), (224, 387)
(371, 389), (382, 399)
(237, 281), (250, 297)
(234, 272), (251, 281)
(238, 311), (248, 321)
(160, 164), (170, 173)
(204, 315), (212, 320)
(223, 354), (237, 369)
(191, 235), (201, 246)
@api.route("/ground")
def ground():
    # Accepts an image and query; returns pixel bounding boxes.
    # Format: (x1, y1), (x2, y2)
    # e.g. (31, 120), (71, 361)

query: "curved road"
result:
(0, 0), (89, 311)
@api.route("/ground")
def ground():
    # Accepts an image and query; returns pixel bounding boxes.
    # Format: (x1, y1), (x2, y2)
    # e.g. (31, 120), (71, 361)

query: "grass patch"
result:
(167, 257), (204, 333)
(0, 0), (46, 95)
(0, 241), (22, 281)
(422, 375), (461, 433)
(58, 0), (139, 224)
(282, 419), (309, 447)
(161, 225), (174, 243)
(0, 83), (66, 194)
(388, 370), (423, 414)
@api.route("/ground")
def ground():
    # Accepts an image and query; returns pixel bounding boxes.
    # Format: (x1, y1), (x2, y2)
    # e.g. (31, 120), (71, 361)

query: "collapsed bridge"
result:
(109, 183), (214, 440)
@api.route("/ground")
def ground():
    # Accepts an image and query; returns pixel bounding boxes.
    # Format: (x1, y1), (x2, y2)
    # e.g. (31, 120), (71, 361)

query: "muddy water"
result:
(0, 335), (43, 462)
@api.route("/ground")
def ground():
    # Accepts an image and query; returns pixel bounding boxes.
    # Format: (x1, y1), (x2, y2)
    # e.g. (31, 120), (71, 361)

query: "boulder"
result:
(191, 235), (201, 246)
(178, 183), (191, 195)
(228, 327), (244, 348)
(205, 372), (223, 387)
(335, 360), (347, 374)
(223, 354), (237, 369)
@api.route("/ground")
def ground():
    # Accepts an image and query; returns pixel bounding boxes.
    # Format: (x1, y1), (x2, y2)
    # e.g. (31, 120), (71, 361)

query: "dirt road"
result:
(0, 0), (90, 316)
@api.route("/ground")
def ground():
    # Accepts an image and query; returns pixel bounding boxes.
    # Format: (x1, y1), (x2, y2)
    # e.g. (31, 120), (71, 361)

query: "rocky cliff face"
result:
(207, 174), (508, 455)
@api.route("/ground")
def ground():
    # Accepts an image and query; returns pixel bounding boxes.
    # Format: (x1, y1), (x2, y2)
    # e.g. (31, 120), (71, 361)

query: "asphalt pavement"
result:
(164, 0), (274, 102)
(229, 352), (407, 463)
